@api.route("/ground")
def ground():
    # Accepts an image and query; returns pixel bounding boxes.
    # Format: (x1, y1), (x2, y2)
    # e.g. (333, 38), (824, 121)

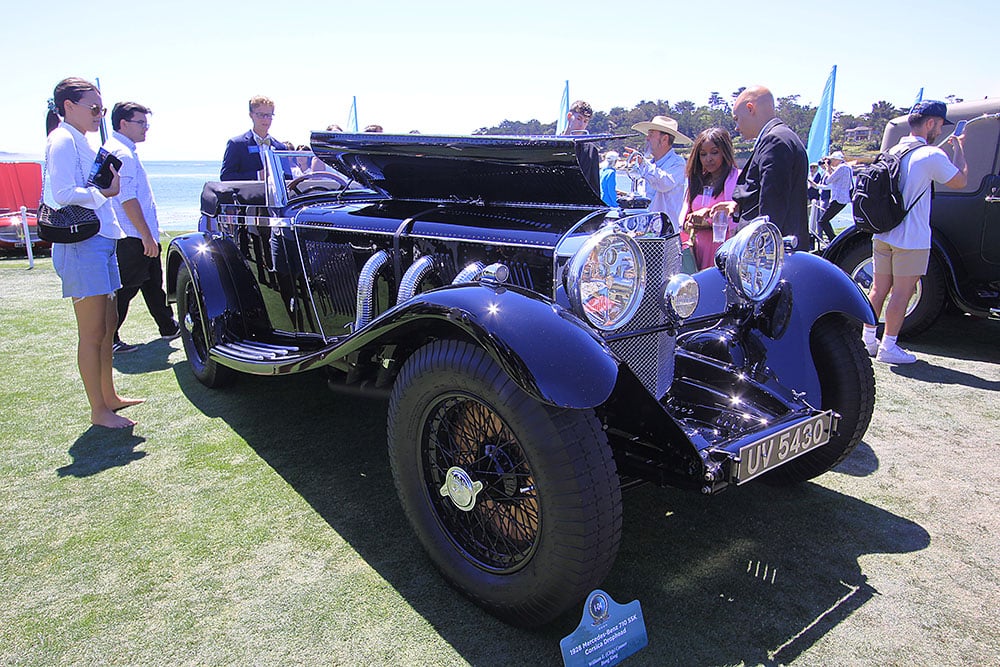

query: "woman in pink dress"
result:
(678, 128), (740, 270)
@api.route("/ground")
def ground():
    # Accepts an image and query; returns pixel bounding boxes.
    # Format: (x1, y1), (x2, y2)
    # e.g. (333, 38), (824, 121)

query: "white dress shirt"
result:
(105, 131), (159, 241)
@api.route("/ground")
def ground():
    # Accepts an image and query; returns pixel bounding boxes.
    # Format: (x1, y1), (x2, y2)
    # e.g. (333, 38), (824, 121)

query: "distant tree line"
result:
(473, 90), (918, 155)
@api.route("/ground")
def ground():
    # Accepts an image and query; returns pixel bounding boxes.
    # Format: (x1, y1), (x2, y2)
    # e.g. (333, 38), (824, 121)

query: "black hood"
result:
(309, 132), (613, 207)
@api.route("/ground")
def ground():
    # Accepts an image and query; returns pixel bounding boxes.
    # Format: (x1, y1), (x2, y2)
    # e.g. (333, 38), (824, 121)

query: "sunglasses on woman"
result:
(72, 100), (107, 117)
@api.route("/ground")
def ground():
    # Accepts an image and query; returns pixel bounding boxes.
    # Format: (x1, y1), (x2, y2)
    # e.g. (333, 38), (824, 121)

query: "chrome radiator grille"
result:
(605, 236), (680, 400)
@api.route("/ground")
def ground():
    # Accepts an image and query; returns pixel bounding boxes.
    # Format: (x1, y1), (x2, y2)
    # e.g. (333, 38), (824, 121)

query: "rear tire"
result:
(763, 315), (875, 485)
(897, 254), (946, 337)
(177, 264), (234, 388)
(837, 241), (946, 339)
(387, 340), (622, 626)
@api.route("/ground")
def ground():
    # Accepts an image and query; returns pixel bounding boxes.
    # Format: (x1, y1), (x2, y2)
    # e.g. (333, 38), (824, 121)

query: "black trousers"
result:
(115, 237), (175, 340)
(818, 201), (846, 242)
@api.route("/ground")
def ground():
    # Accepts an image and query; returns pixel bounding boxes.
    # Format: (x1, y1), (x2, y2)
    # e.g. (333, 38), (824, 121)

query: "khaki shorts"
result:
(872, 239), (929, 277)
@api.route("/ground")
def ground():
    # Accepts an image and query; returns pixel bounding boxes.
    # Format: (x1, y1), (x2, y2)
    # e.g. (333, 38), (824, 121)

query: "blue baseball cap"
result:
(910, 100), (954, 125)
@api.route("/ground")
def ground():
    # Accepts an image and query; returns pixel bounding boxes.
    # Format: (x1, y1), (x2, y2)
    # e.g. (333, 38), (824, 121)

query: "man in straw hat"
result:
(715, 86), (809, 249)
(623, 115), (691, 229)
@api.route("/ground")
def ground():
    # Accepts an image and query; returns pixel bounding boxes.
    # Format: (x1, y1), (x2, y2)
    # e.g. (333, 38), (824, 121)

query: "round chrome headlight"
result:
(567, 227), (646, 331)
(663, 273), (700, 319)
(716, 219), (784, 302)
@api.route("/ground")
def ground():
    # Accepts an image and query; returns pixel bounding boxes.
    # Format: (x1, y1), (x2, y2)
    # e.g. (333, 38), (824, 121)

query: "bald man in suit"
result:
(718, 86), (809, 249)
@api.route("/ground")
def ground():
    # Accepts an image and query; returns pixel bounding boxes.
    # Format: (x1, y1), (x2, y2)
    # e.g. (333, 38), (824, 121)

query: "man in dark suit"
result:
(220, 95), (288, 181)
(723, 86), (809, 250)
(560, 99), (601, 195)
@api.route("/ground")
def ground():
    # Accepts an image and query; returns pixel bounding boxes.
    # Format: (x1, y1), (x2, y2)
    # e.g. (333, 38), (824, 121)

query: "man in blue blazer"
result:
(725, 86), (809, 250)
(221, 95), (288, 181)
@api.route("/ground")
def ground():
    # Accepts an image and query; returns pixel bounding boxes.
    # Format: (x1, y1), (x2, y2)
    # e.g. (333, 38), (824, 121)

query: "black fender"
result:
(166, 233), (268, 345)
(821, 224), (868, 266)
(690, 251), (875, 407)
(328, 283), (620, 410)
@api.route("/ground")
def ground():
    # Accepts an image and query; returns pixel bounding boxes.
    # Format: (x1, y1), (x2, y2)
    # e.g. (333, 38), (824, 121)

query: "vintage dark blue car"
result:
(166, 133), (876, 626)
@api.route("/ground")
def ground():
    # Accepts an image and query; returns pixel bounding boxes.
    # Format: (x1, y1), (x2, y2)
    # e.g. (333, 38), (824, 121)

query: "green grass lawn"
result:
(1, 253), (998, 666)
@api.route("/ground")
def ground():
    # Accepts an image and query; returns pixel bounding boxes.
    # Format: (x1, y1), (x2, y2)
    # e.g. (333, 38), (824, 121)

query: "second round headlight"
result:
(718, 219), (784, 302)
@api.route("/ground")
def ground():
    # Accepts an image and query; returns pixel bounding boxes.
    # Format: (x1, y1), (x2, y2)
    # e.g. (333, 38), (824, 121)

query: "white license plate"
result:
(736, 411), (835, 484)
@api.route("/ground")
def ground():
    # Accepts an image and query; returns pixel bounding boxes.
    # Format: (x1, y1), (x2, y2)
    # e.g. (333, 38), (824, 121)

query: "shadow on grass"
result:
(889, 360), (1000, 391)
(112, 338), (180, 374)
(831, 440), (879, 477)
(174, 363), (929, 667)
(56, 425), (147, 478)
(904, 312), (1000, 365)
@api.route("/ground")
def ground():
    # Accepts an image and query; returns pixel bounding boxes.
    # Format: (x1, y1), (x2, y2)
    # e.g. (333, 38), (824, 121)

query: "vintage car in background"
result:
(823, 98), (1000, 337)
(0, 162), (50, 254)
(166, 133), (876, 626)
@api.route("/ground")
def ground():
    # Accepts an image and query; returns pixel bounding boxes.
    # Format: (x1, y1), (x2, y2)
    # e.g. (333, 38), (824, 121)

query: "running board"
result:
(990, 308), (999, 320)
(213, 340), (301, 362)
(208, 337), (347, 376)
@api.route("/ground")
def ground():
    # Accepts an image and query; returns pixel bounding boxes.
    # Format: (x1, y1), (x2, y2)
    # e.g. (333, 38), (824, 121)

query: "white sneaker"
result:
(876, 344), (917, 365)
(864, 338), (879, 357)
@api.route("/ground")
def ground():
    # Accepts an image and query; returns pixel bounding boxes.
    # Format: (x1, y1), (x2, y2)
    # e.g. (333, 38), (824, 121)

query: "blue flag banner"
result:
(806, 65), (836, 165)
(95, 76), (108, 144)
(347, 96), (358, 133)
(556, 80), (569, 135)
(913, 87), (924, 108)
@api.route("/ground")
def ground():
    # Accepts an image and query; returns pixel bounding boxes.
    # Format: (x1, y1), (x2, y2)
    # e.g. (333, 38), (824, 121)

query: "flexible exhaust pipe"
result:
(452, 261), (486, 285)
(398, 255), (438, 303)
(354, 249), (391, 331)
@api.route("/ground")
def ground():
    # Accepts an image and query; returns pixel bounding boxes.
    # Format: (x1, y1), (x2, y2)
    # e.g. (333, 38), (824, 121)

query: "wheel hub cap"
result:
(439, 466), (484, 512)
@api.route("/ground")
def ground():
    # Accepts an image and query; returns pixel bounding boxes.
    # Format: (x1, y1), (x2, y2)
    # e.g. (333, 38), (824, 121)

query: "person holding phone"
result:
(816, 150), (853, 242)
(623, 115), (691, 236)
(104, 102), (179, 354)
(44, 77), (142, 429)
(862, 100), (968, 364)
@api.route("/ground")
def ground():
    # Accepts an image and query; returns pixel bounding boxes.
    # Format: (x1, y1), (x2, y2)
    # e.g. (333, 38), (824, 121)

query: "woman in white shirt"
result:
(817, 151), (853, 242)
(45, 77), (143, 428)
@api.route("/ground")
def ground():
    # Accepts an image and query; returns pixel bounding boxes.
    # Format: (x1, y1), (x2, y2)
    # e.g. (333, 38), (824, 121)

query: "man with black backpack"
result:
(862, 101), (967, 364)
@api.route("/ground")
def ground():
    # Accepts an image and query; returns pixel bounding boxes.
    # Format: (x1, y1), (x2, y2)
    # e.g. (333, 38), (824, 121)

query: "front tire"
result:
(763, 315), (875, 485)
(387, 340), (622, 626)
(176, 264), (234, 388)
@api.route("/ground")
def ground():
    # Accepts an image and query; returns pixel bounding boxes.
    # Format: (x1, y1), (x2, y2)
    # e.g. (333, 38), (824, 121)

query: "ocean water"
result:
(146, 161), (220, 232)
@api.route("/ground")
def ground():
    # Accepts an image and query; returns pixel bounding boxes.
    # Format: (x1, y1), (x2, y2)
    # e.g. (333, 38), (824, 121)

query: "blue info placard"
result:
(560, 590), (647, 667)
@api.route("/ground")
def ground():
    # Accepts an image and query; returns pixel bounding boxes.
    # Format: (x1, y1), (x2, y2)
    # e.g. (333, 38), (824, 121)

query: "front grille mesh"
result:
(605, 236), (680, 400)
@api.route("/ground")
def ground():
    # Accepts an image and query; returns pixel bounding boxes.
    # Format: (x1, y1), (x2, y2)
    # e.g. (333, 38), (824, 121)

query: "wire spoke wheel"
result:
(388, 339), (621, 626)
(424, 394), (539, 572)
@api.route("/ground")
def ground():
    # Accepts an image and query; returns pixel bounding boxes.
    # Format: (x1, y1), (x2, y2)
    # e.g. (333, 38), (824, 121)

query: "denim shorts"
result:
(52, 235), (122, 299)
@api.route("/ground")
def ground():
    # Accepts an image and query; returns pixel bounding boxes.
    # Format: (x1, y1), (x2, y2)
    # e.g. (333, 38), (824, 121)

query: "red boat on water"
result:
(0, 162), (50, 253)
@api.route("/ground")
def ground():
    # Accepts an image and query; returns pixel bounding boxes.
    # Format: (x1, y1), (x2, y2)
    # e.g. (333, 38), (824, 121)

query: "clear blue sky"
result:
(6, 0), (995, 160)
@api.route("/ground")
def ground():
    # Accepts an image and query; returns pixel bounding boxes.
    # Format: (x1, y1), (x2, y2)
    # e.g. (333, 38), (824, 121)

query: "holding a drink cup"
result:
(678, 128), (741, 271)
